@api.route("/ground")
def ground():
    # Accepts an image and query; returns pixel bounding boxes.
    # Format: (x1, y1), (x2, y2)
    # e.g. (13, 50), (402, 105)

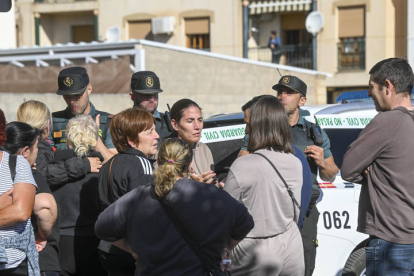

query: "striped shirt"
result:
(0, 152), (37, 270)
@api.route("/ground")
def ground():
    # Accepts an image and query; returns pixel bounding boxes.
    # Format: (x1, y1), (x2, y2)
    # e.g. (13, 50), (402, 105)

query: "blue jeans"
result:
(366, 236), (414, 276)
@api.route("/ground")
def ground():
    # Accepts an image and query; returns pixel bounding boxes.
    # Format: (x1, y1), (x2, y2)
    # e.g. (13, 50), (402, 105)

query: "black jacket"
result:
(36, 139), (90, 186)
(97, 148), (154, 212)
(97, 148), (154, 256)
(51, 149), (103, 236)
(96, 179), (254, 276)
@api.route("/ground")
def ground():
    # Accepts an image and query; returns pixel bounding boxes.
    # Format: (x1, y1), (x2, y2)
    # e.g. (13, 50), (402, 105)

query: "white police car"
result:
(201, 100), (389, 276)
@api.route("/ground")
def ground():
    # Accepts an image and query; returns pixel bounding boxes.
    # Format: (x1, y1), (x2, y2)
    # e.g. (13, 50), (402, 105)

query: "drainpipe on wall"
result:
(242, 0), (249, 58)
(93, 9), (99, 41)
(34, 13), (40, 46)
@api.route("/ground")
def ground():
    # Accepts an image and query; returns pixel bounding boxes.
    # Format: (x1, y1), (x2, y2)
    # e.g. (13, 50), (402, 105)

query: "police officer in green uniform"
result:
(239, 76), (339, 276)
(51, 66), (116, 161)
(274, 75), (339, 276)
(129, 71), (171, 139)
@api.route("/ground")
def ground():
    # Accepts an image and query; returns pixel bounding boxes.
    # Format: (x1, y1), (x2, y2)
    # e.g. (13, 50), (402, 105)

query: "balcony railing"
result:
(248, 44), (313, 70)
(34, 0), (94, 3)
(337, 38), (365, 71)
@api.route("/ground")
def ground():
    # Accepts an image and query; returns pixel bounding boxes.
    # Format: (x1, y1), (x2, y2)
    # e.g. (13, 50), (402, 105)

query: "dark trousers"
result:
(40, 272), (59, 276)
(0, 259), (28, 276)
(272, 53), (281, 64)
(59, 235), (106, 276)
(300, 206), (320, 276)
(98, 249), (136, 276)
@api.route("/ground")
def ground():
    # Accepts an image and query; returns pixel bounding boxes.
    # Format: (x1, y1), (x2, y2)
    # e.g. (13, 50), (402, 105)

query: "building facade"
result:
(15, 0), (244, 57)
(11, 0), (410, 103)
(317, 0), (408, 101)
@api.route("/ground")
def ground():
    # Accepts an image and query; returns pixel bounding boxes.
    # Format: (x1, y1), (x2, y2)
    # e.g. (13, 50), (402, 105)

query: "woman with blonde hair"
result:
(95, 138), (254, 276)
(17, 100), (51, 141)
(51, 115), (105, 276)
(17, 100), (101, 186)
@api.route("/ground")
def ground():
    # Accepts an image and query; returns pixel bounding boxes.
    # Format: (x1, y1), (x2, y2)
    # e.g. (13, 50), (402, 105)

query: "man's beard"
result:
(71, 104), (88, 116)
(135, 102), (157, 115)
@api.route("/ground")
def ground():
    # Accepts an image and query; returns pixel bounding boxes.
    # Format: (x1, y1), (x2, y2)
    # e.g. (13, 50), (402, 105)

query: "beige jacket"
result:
(192, 142), (214, 175)
(224, 149), (303, 238)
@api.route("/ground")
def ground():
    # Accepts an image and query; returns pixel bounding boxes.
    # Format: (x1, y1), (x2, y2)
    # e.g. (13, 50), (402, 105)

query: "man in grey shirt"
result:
(342, 58), (414, 276)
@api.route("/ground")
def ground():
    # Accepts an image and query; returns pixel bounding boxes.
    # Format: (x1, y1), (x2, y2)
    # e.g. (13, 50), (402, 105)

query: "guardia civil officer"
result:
(51, 67), (116, 161)
(129, 71), (171, 139)
(239, 76), (339, 276)
(276, 76), (338, 276)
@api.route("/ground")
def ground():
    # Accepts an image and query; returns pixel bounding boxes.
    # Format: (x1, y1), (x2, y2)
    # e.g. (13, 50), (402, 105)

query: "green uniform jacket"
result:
(50, 102), (114, 151)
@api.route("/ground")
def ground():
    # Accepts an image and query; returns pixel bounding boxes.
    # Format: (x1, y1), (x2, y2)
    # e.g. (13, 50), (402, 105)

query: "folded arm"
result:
(0, 183), (36, 227)
(341, 118), (386, 184)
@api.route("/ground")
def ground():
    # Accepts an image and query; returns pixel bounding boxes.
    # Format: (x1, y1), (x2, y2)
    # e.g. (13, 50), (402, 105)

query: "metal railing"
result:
(337, 38), (365, 71)
(248, 44), (313, 69)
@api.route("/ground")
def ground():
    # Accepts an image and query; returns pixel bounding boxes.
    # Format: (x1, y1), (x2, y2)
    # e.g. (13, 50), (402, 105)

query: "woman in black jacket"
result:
(97, 107), (159, 276)
(17, 100), (101, 185)
(50, 115), (105, 276)
(95, 138), (254, 276)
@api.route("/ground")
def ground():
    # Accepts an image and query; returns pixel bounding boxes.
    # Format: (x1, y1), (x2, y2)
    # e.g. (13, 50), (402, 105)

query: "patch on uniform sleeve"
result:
(54, 131), (63, 138)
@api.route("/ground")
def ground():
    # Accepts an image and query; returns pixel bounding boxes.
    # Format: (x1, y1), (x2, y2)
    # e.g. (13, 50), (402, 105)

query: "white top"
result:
(0, 151), (36, 270)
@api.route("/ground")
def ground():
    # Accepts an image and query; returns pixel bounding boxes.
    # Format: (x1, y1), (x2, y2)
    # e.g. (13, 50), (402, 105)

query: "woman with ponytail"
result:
(0, 116), (39, 276)
(95, 138), (254, 276)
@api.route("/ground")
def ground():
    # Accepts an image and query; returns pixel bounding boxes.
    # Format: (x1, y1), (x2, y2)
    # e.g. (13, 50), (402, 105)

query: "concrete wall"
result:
(317, 0), (408, 89)
(142, 45), (327, 118)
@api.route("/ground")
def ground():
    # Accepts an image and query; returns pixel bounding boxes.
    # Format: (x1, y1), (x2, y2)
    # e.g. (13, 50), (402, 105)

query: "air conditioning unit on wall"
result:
(151, 17), (175, 35)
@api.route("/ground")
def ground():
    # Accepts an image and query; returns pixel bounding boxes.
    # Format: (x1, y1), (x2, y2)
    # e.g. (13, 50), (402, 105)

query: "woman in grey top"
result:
(224, 96), (304, 276)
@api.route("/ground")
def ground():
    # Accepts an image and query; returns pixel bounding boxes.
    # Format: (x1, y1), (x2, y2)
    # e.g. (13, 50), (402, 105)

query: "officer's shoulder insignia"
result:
(63, 77), (73, 87)
(146, 77), (154, 87)
(282, 77), (290, 84)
